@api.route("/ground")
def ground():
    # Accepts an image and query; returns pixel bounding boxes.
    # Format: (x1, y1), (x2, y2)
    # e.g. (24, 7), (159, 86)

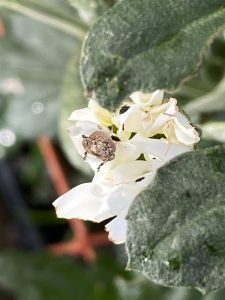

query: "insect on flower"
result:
(82, 130), (117, 171)
(53, 92), (201, 244)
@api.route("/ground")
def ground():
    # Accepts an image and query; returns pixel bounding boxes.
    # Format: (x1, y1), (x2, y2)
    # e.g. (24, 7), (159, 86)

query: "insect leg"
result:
(97, 161), (105, 172)
(83, 151), (87, 160)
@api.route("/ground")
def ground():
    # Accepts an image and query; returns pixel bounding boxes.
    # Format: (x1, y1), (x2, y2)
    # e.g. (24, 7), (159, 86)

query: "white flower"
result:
(53, 91), (200, 244)
(147, 98), (200, 145)
(130, 89), (164, 110)
(69, 99), (112, 126)
(114, 93), (200, 145)
(54, 160), (154, 244)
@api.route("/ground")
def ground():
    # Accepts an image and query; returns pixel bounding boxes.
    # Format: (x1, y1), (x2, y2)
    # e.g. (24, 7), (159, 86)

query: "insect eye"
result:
(82, 139), (88, 147)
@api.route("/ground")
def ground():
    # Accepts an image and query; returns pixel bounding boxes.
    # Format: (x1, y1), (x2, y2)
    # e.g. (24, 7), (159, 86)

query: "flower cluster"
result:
(53, 90), (200, 244)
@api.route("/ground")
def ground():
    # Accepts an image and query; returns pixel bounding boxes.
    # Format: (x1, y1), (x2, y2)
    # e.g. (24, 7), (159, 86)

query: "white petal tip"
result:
(105, 228), (125, 245)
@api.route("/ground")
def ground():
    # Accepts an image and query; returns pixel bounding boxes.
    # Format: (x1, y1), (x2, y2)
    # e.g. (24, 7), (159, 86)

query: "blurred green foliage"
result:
(0, 11), (77, 140)
(173, 37), (225, 105)
(0, 249), (200, 300)
(1, 249), (225, 300)
(1, 0), (225, 164)
(173, 36), (225, 143)
(0, 250), (122, 300)
(1, 1), (225, 300)
(0, 249), (170, 300)
(0, 0), (118, 173)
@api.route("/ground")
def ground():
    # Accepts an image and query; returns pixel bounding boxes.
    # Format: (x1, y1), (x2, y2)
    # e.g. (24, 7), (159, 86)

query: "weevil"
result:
(82, 131), (117, 171)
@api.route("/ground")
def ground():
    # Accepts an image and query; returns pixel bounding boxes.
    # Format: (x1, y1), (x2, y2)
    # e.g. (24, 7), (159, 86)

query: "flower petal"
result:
(93, 159), (152, 188)
(106, 174), (154, 216)
(105, 213), (127, 244)
(115, 104), (145, 134)
(151, 142), (193, 169)
(131, 134), (192, 163)
(130, 90), (164, 110)
(149, 90), (164, 106)
(53, 183), (107, 222)
(112, 160), (152, 184)
(115, 140), (142, 162)
(69, 121), (100, 156)
(88, 99), (112, 126)
(173, 112), (200, 145)
(130, 134), (168, 159)
(95, 174), (155, 225)
(150, 98), (177, 129)
(69, 108), (98, 123)
(94, 200), (116, 222)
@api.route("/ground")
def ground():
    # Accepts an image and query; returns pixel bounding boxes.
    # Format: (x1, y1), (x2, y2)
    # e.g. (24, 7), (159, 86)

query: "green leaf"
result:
(0, 250), (122, 300)
(201, 121), (225, 142)
(0, 10), (78, 139)
(126, 145), (225, 293)
(80, 0), (225, 110)
(185, 76), (225, 121)
(0, 0), (87, 38)
(168, 36), (225, 107)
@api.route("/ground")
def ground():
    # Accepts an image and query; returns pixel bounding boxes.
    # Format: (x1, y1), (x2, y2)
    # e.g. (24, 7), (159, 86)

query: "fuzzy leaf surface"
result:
(81, 0), (225, 109)
(127, 146), (225, 293)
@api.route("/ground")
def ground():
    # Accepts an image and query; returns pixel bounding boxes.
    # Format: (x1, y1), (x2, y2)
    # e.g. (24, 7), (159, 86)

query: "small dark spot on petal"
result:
(122, 124), (125, 131)
(111, 135), (120, 141)
(151, 133), (166, 139)
(137, 154), (145, 161)
(130, 132), (136, 138)
(108, 126), (112, 131)
(135, 177), (145, 183)
(119, 105), (130, 114)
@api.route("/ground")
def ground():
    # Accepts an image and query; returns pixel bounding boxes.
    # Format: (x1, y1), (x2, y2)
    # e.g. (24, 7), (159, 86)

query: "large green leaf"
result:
(0, 0), (87, 38)
(80, 0), (225, 110)
(0, 10), (78, 139)
(185, 76), (225, 120)
(169, 36), (225, 108)
(126, 146), (225, 293)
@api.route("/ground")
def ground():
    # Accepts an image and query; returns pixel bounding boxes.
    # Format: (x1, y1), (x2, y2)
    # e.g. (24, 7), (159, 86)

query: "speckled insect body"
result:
(82, 131), (116, 170)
